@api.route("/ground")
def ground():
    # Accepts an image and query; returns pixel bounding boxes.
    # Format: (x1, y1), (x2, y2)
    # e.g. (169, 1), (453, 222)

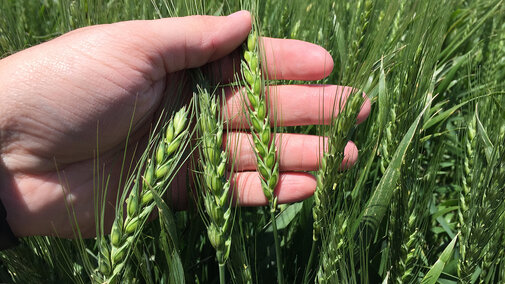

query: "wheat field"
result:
(1, 0), (505, 283)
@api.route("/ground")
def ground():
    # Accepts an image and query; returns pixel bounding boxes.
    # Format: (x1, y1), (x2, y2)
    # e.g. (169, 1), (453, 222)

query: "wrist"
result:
(0, 199), (19, 249)
(0, 167), (19, 249)
(0, 59), (21, 245)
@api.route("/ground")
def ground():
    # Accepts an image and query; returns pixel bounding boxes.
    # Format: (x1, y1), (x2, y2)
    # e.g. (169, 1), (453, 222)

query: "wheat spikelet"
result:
(242, 29), (285, 283)
(94, 107), (190, 283)
(313, 89), (364, 241)
(344, 0), (373, 81)
(457, 104), (476, 282)
(317, 215), (347, 283)
(197, 85), (232, 270)
(313, 91), (364, 284)
(242, 32), (279, 208)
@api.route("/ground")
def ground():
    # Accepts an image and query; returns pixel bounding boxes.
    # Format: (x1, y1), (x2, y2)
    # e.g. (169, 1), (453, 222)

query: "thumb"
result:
(115, 10), (252, 74)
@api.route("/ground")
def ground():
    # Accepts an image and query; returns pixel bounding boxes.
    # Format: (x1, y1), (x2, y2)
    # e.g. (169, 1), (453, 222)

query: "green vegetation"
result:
(1, 0), (505, 283)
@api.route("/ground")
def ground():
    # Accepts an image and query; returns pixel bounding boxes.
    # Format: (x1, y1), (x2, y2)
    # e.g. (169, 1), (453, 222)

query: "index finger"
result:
(205, 37), (334, 83)
(260, 37), (334, 81)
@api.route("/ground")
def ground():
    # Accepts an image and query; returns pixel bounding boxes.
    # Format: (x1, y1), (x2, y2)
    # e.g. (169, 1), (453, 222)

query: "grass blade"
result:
(421, 234), (458, 284)
(358, 100), (432, 237)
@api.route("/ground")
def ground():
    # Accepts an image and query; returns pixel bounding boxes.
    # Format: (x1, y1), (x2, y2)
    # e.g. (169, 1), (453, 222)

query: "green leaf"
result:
(358, 100), (431, 236)
(423, 101), (466, 130)
(152, 190), (185, 283)
(435, 55), (466, 95)
(438, 1), (500, 63)
(421, 234), (458, 284)
(431, 206), (459, 220)
(151, 189), (179, 250)
(265, 202), (303, 232)
(160, 229), (185, 284)
(431, 202), (456, 238)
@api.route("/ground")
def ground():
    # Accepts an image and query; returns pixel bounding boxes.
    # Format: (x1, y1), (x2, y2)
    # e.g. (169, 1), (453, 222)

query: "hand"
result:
(0, 11), (370, 238)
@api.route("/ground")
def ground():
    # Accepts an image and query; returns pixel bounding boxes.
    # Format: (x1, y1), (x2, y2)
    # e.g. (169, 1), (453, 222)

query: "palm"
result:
(0, 25), (185, 237)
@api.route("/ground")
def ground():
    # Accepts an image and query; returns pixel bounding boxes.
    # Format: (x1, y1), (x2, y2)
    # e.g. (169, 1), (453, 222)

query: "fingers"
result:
(260, 37), (334, 80)
(225, 133), (358, 171)
(204, 36), (334, 83)
(232, 172), (316, 206)
(225, 85), (371, 128)
(231, 138), (357, 206)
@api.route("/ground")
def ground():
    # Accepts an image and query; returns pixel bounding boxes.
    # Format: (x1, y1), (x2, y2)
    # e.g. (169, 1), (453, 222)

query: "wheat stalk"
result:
(312, 90), (364, 284)
(242, 32), (279, 207)
(94, 107), (190, 283)
(312, 0), (373, 244)
(241, 30), (284, 283)
(344, 0), (373, 82)
(196, 84), (233, 284)
(316, 215), (348, 283)
(457, 113), (475, 281)
(313, 89), (364, 241)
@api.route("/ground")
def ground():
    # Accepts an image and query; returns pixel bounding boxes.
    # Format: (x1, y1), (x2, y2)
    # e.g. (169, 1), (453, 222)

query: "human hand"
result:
(0, 11), (370, 238)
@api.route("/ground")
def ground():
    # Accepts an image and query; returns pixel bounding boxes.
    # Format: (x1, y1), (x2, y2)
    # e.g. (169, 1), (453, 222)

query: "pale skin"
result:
(0, 11), (370, 238)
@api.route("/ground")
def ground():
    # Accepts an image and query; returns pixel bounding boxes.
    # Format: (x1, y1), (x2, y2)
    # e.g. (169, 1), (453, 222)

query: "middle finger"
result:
(225, 84), (371, 129)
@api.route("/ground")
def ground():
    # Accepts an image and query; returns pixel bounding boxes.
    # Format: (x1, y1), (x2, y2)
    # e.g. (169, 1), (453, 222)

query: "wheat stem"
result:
(242, 30), (284, 284)
(303, 235), (317, 284)
(219, 264), (226, 284)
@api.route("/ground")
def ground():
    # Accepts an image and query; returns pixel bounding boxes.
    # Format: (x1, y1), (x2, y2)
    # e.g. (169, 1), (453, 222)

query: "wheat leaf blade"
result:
(421, 234), (458, 284)
(358, 100), (431, 236)
(265, 202), (303, 232)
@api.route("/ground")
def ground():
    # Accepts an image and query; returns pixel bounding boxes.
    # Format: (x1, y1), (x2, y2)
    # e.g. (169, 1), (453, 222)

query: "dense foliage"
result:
(1, 0), (505, 283)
